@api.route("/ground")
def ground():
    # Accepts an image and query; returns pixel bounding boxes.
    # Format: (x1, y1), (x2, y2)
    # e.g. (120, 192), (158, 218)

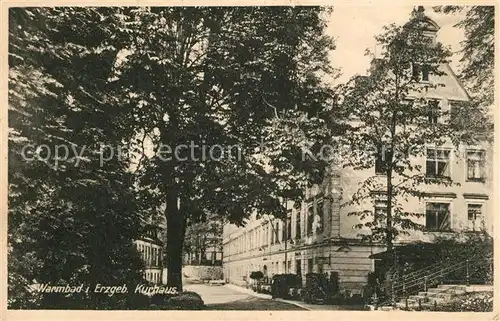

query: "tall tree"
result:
(433, 5), (494, 142)
(434, 6), (494, 106)
(8, 8), (145, 309)
(113, 7), (337, 290)
(183, 220), (222, 265)
(339, 8), (457, 252)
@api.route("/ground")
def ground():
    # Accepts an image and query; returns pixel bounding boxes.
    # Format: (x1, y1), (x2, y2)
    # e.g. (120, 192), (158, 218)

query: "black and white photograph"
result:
(6, 3), (495, 314)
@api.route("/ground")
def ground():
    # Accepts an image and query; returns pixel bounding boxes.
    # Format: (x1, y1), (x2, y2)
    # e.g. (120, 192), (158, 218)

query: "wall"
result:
(223, 242), (385, 293)
(338, 140), (493, 242)
(182, 265), (224, 281)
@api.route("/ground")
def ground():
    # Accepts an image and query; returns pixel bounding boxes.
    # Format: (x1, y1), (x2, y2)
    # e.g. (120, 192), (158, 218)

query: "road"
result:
(184, 284), (305, 310)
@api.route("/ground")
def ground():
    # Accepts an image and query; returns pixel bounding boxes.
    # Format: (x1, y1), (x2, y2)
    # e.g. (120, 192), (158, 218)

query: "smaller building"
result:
(134, 224), (164, 284)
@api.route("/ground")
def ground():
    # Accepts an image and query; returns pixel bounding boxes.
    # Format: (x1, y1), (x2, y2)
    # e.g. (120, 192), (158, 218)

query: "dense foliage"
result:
(433, 231), (493, 284)
(8, 7), (145, 309)
(8, 6), (338, 307)
(110, 6), (338, 290)
(434, 5), (494, 143)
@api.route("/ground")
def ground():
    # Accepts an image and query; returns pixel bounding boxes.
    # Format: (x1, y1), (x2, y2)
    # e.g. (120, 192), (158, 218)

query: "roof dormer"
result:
(407, 6), (440, 42)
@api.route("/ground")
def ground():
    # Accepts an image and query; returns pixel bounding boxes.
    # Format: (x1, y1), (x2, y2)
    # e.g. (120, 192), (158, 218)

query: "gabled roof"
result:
(443, 63), (471, 101)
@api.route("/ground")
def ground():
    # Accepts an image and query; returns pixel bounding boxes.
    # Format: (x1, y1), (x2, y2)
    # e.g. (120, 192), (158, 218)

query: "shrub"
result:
(165, 291), (205, 310)
(438, 292), (493, 312)
(198, 266), (223, 281)
(250, 271), (264, 280)
(125, 293), (151, 310)
(150, 293), (177, 307)
(434, 232), (493, 284)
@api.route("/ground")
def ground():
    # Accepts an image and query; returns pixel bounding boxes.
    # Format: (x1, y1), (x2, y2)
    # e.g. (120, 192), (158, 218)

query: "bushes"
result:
(201, 266), (223, 281)
(408, 292), (494, 312)
(438, 292), (493, 312)
(434, 232), (493, 284)
(122, 291), (205, 310)
(164, 291), (205, 310)
(121, 293), (152, 310)
(250, 271), (264, 280)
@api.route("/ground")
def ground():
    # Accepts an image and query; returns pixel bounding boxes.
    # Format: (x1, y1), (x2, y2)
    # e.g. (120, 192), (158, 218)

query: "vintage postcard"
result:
(3, 1), (497, 320)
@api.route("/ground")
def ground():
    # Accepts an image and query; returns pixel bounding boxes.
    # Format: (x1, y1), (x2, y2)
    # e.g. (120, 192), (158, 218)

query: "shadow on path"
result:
(206, 296), (306, 310)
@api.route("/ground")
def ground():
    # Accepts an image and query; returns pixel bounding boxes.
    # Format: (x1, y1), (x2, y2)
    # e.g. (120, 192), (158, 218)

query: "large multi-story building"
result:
(222, 10), (492, 294)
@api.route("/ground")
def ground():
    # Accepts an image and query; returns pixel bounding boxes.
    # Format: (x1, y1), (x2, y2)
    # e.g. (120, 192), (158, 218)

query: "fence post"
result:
(424, 276), (427, 292)
(466, 259), (470, 286)
(402, 275), (406, 298)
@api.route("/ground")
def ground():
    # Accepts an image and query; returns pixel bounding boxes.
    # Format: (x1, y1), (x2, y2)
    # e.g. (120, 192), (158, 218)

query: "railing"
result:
(377, 254), (492, 307)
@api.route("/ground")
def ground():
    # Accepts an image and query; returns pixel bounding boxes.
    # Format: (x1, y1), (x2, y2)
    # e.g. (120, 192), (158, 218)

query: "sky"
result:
(326, 5), (466, 83)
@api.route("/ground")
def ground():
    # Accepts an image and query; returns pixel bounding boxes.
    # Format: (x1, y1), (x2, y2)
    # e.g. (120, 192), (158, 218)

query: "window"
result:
(296, 259), (302, 276)
(282, 220), (287, 241)
(412, 62), (420, 79)
(426, 149), (451, 178)
(425, 202), (451, 231)
(316, 200), (325, 233)
(427, 100), (440, 124)
(307, 204), (314, 235)
(422, 65), (429, 82)
(287, 215), (292, 240)
(467, 204), (483, 231)
(412, 63), (430, 82)
(374, 199), (388, 221)
(274, 222), (279, 244)
(375, 148), (391, 175)
(467, 150), (485, 181)
(307, 258), (313, 273)
(295, 211), (302, 239)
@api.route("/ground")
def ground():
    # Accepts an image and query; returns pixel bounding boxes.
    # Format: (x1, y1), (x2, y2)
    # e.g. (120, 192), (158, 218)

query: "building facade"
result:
(134, 224), (164, 284)
(222, 12), (492, 294)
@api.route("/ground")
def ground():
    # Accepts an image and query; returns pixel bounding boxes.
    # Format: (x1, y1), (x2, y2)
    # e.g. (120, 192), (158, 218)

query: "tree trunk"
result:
(386, 168), (393, 252)
(200, 236), (206, 264)
(165, 191), (185, 292)
(387, 107), (397, 254)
